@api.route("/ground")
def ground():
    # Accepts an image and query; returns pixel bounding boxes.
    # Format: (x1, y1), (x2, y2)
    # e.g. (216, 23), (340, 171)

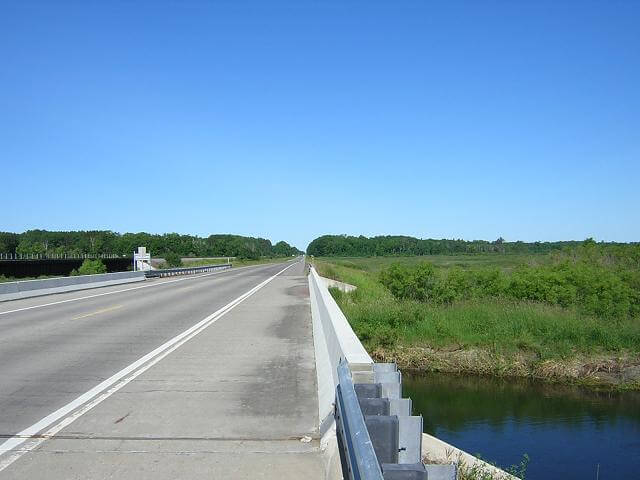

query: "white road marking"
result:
(0, 261), (299, 472)
(0, 261), (292, 316)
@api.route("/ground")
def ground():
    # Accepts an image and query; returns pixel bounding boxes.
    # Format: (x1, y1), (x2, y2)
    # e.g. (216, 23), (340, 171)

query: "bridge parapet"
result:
(308, 263), (516, 480)
(0, 271), (145, 302)
(308, 265), (374, 428)
(309, 265), (438, 479)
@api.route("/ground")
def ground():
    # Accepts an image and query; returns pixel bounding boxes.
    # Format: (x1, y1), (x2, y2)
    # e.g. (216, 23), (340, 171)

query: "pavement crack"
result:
(114, 412), (131, 424)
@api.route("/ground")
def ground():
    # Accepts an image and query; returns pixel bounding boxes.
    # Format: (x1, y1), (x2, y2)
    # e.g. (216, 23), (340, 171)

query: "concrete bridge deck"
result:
(0, 260), (324, 479)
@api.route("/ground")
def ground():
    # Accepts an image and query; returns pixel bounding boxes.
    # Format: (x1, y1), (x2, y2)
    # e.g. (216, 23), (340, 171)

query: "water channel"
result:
(403, 373), (640, 479)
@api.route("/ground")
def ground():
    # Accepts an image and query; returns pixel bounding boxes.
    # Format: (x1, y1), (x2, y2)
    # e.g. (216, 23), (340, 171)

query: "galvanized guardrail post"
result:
(336, 359), (385, 480)
(336, 360), (442, 480)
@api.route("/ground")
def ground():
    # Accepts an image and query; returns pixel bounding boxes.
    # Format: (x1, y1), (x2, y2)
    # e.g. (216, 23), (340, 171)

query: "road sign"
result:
(133, 247), (151, 271)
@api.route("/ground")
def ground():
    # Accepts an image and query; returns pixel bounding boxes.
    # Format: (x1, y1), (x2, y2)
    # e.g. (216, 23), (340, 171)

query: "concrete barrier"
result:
(0, 271), (146, 302)
(308, 265), (373, 430)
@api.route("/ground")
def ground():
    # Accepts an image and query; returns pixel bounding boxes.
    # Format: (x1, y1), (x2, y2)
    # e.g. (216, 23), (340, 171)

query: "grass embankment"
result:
(312, 247), (640, 390)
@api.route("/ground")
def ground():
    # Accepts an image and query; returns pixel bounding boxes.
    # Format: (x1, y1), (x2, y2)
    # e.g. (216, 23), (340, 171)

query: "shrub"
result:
(71, 259), (107, 276)
(164, 252), (182, 268)
(379, 262), (438, 302)
(506, 262), (633, 319)
(379, 256), (640, 320)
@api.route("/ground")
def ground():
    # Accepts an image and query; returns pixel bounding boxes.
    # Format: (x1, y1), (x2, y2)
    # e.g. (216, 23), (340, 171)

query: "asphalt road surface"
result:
(0, 258), (323, 479)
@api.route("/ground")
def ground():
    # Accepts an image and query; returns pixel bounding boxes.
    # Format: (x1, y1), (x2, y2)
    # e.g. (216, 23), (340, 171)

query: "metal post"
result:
(335, 360), (384, 480)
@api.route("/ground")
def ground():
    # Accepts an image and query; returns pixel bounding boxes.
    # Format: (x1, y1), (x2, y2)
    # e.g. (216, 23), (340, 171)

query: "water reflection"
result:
(404, 373), (640, 479)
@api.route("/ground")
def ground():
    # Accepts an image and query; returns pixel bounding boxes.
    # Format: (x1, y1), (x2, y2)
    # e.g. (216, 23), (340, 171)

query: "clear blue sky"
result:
(2, 1), (638, 250)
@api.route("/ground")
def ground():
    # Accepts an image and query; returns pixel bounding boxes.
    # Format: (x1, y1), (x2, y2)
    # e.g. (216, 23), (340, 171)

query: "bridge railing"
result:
(335, 359), (437, 480)
(309, 263), (456, 479)
(144, 263), (232, 278)
(335, 360), (384, 480)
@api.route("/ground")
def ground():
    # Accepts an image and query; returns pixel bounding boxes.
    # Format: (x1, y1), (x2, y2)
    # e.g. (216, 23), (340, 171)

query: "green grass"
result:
(317, 253), (549, 274)
(313, 257), (640, 361)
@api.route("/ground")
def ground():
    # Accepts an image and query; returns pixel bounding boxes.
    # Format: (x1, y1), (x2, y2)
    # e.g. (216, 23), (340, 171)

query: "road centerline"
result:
(72, 305), (123, 320)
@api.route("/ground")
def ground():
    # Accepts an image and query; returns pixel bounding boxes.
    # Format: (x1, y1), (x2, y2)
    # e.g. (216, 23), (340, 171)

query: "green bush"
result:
(164, 252), (182, 268)
(507, 262), (634, 319)
(379, 254), (640, 320)
(71, 259), (107, 276)
(379, 262), (439, 302)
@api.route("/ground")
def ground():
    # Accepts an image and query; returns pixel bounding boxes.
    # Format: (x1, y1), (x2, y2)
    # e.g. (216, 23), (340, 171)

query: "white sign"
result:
(133, 247), (151, 271)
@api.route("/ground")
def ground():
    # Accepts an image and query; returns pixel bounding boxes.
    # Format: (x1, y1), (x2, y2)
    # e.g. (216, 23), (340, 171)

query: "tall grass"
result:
(316, 259), (640, 360)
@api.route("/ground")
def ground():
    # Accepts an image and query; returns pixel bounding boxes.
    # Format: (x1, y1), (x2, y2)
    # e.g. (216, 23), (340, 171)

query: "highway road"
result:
(0, 258), (323, 478)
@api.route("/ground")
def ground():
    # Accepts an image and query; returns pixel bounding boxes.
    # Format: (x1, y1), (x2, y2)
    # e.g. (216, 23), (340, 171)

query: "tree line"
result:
(0, 230), (302, 260)
(306, 234), (631, 257)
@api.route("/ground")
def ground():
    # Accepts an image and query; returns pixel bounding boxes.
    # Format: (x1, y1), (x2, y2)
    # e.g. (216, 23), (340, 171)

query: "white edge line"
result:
(0, 260), (295, 316)
(0, 261), (299, 472)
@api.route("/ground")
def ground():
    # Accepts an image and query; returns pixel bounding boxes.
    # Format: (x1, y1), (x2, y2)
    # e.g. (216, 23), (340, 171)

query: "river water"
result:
(403, 373), (640, 479)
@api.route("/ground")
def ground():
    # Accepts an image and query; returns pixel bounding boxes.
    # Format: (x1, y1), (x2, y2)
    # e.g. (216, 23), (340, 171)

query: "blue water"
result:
(403, 373), (640, 479)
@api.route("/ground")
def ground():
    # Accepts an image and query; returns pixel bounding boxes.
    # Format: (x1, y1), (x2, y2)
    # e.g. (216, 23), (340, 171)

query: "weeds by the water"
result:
(456, 453), (529, 480)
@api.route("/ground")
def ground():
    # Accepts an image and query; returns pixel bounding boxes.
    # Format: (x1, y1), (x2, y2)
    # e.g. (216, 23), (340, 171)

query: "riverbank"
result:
(311, 254), (640, 391)
(372, 345), (640, 390)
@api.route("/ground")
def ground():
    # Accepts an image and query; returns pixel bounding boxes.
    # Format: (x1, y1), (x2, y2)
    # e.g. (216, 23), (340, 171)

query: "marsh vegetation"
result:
(312, 241), (640, 389)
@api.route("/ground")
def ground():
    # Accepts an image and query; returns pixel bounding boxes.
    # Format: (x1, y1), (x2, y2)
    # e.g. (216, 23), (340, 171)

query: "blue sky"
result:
(2, 1), (638, 250)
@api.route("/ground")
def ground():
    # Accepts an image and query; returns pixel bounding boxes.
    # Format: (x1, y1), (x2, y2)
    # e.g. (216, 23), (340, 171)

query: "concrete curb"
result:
(0, 271), (146, 302)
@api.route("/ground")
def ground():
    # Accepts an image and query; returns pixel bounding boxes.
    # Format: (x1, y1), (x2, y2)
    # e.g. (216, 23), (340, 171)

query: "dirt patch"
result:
(287, 282), (309, 298)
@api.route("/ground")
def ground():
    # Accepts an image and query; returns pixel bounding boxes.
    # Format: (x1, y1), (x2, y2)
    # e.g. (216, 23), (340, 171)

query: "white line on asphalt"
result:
(0, 261), (293, 316)
(0, 261), (299, 472)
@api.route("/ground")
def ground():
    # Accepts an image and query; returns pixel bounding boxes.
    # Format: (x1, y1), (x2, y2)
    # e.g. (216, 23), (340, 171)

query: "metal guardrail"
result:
(144, 263), (232, 278)
(0, 253), (122, 260)
(336, 360), (440, 480)
(335, 359), (385, 480)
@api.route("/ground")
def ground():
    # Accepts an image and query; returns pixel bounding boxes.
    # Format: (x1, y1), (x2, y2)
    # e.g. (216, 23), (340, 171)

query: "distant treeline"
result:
(306, 234), (630, 257)
(0, 230), (302, 260)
